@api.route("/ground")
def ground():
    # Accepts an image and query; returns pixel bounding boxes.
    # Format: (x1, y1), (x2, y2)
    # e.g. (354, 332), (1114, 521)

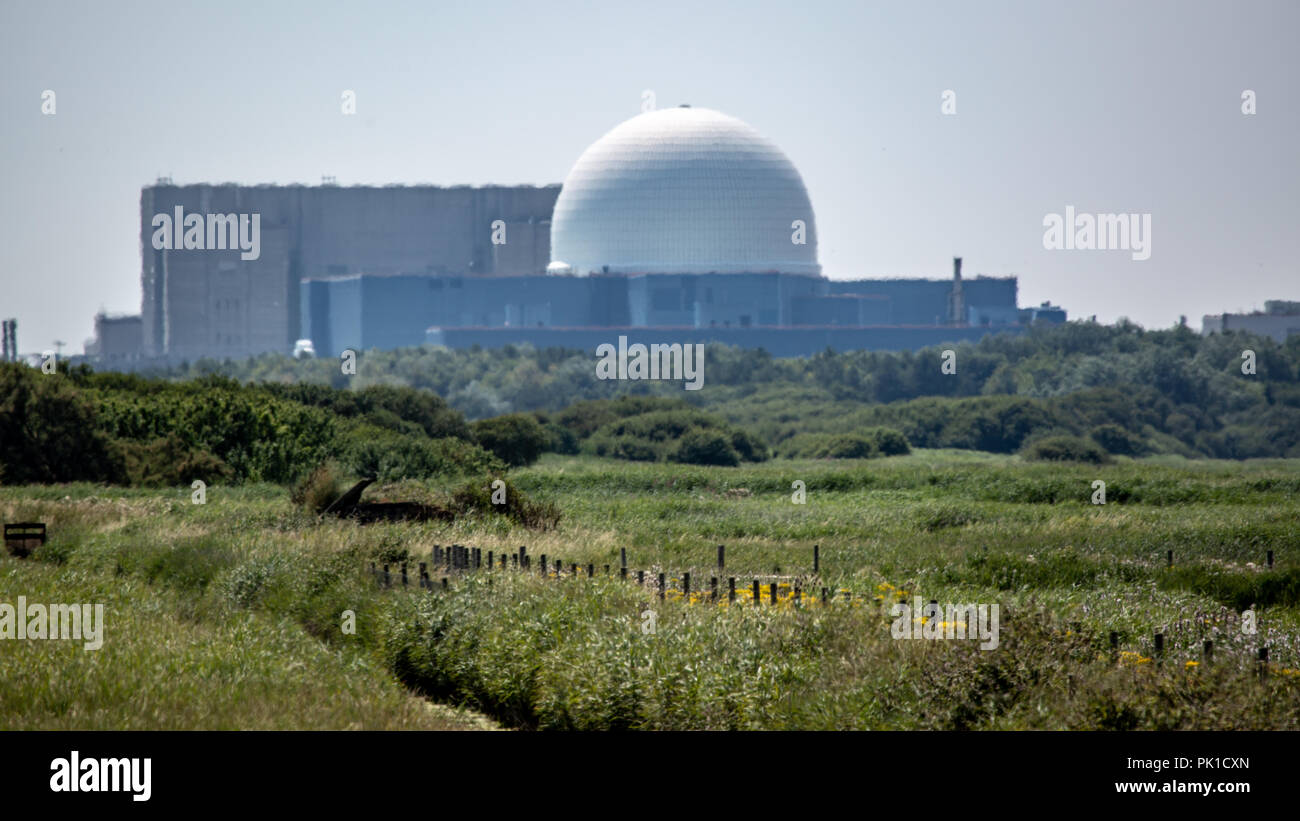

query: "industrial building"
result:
(104, 106), (1065, 363)
(138, 183), (559, 359)
(1202, 301), (1300, 343)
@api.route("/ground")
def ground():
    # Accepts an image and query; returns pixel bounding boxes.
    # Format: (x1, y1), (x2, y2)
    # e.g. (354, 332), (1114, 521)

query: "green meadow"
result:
(3, 450), (1298, 730)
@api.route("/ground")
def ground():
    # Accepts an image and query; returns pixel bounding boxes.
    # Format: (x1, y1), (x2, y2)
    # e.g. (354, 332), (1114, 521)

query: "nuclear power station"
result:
(96, 106), (1067, 363)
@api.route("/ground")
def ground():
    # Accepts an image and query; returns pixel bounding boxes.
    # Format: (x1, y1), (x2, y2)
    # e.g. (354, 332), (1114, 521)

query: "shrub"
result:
(339, 425), (502, 481)
(729, 429), (769, 462)
(1021, 435), (1112, 464)
(113, 435), (234, 487)
(821, 435), (875, 459)
(471, 413), (549, 467)
(1089, 423), (1145, 456)
(867, 426), (911, 456)
(673, 430), (741, 467)
(291, 462), (345, 514)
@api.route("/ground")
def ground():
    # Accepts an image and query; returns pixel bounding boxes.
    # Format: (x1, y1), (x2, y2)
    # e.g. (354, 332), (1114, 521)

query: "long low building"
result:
(300, 265), (1033, 357)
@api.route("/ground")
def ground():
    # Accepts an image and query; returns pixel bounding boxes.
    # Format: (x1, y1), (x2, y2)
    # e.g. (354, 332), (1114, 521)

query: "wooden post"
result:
(419, 562), (429, 589)
(1258, 646), (1269, 678)
(476, 548), (482, 569)
(572, 562), (578, 577)
(1154, 633), (1164, 659)
(711, 577), (718, 601)
(728, 578), (736, 602)
(1109, 631), (1118, 661)
(401, 563), (408, 586)
(621, 548), (627, 570)
(638, 570), (645, 586)
(769, 582), (778, 605)
(683, 572), (690, 597)
(717, 545), (725, 570)
(1203, 640), (1213, 663)
(658, 573), (666, 600)
(383, 564), (391, 587)
(511, 553), (518, 568)
(1267, 550), (1274, 569)
(541, 555), (548, 575)
(813, 544), (819, 574)
(1167, 550), (1173, 567)
(752, 580), (760, 603)
(441, 577), (448, 590)
(620, 566), (627, 579)
(488, 550), (494, 570)
(587, 563), (594, 578)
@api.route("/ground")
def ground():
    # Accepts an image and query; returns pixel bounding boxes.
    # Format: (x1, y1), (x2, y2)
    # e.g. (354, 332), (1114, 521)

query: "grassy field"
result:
(3, 450), (1299, 729)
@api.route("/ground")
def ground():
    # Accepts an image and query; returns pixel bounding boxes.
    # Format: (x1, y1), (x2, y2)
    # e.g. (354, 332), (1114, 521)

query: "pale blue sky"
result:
(2, 0), (1296, 354)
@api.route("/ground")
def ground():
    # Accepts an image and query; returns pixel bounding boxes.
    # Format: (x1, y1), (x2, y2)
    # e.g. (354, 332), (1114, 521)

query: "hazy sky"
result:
(2, 0), (1296, 354)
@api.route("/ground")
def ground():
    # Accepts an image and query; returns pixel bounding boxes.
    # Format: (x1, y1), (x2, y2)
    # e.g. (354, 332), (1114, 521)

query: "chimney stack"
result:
(948, 259), (965, 324)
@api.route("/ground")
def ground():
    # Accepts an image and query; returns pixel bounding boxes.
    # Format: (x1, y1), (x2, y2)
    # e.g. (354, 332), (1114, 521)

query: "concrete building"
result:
(1202, 301), (1300, 342)
(139, 183), (559, 359)
(85, 313), (143, 362)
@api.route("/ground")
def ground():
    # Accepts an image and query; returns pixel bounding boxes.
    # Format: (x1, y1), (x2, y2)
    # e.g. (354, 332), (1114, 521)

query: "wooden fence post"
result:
(1203, 640), (1213, 663)
(621, 548), (627, 571)
(638, 570), (645, 586)
(717, 545), (725, 571)
(587, 563), (594, 578)
(813, 545), (819, 574)
(1258, 647), (1269, 679)
(1154, 632), (1164, 660)
(401, 563), (408, 587)
(752, 580), (760, 603)
(1267, 550), (1274, 569)
(1167, 550), (1174, 567)
(711, 577), (718, 601)
(683, 573), (690, 597)
(383, 564), (391, 587)
(658, 573), (666, 600)
(769, 582), (778, 605)
(728, 578), (736, 602)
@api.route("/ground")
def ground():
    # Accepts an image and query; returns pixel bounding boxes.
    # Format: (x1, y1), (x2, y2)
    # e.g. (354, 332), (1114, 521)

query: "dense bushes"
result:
(1, 363), (502, 487)
(570, 404), (768, 465)
(776, 427), (912, 460)
(1021, 435), (1112, 464)
(672, 429), (741, 466)
(0, 364), (122, 483)
(471, 413), (548, 467)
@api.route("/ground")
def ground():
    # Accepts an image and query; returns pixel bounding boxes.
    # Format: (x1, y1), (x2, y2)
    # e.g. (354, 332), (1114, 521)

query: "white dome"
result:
(550, 107), (819, 276)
